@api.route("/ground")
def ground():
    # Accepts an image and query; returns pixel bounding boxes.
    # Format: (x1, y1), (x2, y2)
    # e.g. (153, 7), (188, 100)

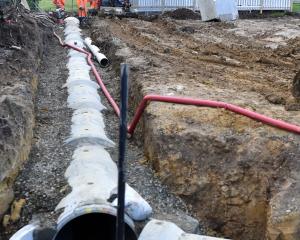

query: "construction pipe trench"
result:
(76, 17), (300, 240)
(1, 9), (300, 240)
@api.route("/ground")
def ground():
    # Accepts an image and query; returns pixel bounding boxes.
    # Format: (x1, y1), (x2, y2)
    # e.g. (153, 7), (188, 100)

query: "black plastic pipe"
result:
(116, 64), (129, 240)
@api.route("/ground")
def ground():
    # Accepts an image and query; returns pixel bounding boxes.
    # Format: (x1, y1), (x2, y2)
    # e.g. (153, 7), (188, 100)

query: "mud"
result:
(91, 15), (300, 240)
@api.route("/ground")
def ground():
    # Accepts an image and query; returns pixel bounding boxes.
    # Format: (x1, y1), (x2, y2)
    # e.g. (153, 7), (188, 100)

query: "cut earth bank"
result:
(0, 8), (51, 224)
(90, 15), (300, 240)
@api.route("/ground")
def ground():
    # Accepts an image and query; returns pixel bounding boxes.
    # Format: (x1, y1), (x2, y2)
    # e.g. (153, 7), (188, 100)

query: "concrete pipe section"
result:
(10, 16), (230, 240)
(138, 220), (229, 240)
(54, 204), (136, 240)
(54, 16), (151, 239)
(10, 16), (150, 240)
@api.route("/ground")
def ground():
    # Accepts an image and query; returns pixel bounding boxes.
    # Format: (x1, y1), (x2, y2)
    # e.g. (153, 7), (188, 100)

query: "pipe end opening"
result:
(100, 58), (110, 68)
(54, 212), (137, 240)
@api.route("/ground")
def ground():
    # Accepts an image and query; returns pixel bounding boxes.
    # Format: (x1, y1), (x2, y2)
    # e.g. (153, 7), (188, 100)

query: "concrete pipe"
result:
(54, 204), (137, 240)
(9, 205), (137, 240)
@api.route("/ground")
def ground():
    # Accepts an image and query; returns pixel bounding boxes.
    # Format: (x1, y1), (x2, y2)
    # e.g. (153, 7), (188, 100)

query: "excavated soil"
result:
(2, 10), (300, 240)
(91, 15), (300, 240)
(0, 14), (197, 239)
(0, 24), (69, 238)
(0, 7), (52, 233)
(163, 8), (201, 20)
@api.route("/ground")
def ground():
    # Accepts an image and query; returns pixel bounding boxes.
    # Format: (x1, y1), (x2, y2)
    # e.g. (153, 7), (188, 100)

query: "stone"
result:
(10, 198), (26, 222)
(0, 188), (14, 221)
(155, 212), (201, 234)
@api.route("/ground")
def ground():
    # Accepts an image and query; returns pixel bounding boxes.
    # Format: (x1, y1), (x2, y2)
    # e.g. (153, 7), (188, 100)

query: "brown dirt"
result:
(292, 71), (300, 99)
(101, 17), (299, 104)
(163, 8), (201, 20)
(91, 15), (300, 240)
(0, 6), (53, 238)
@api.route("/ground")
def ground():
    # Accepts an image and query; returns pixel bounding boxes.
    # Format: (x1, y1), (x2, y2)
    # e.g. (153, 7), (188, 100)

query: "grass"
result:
(269, 11), (286, 17)
(39, 0), (76, 11)
(293, 3), (300, 12)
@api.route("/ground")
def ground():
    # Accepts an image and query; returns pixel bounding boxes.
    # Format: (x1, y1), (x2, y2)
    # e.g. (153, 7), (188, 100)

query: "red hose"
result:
(127, 95), (300, 135)
(54, 32), (120, 116)
(54, 32), (300, 136)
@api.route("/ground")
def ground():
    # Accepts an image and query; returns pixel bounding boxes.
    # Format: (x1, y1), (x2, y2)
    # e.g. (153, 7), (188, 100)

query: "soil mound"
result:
(163, 8), (201, 20)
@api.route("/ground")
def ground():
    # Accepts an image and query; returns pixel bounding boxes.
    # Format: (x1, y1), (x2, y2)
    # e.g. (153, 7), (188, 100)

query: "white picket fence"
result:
(237, 0), (292, 10)
(130, 0), (197, 11)
(130, 0), (292, 11)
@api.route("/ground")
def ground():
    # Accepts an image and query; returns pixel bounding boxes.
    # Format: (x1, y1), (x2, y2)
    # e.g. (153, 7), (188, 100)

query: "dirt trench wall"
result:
(142, 107), (300, 240)
(0, 10), (50, 219)
(91, 17), (300, 240)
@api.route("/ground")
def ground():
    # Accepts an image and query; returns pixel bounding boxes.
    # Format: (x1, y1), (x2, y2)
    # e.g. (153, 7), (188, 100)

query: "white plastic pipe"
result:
(84, 37), (110, 68)
(56, 145), (118, 212)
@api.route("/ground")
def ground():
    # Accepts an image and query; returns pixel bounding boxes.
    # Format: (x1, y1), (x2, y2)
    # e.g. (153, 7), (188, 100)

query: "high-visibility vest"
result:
(90, 0), (98, 9)
(53, 0), (65, 9)
(77, 0), (87, 17)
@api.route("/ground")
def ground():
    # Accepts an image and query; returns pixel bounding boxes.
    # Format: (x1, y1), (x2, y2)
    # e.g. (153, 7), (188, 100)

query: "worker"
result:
(53, 0), (65, 10)
(53, 0), (65, 24)
(77, 0), (87, 23)
(88, 0), (100, 15)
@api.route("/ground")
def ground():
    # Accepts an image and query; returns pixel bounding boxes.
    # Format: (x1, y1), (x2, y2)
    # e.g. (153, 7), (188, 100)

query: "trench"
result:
(1, 17), (193, 240)
(2, 12), (300, 240)
(89, 16), (300, 240)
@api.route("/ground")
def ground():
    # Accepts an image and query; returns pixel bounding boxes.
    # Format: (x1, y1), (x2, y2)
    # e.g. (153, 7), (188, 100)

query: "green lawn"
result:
(39, 0), (76, 11)
(293, 3), (300, 12)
